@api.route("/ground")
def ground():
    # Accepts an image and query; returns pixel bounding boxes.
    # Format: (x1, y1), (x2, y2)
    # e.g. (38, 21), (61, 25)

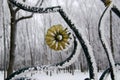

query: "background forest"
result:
(0, 0), (120, 73)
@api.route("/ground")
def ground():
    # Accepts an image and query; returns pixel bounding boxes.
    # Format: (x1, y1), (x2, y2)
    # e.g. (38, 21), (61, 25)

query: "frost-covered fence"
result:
(1, 0), (120, 80)
(98, 0), (120, 80)
(6, 0), (98, 80)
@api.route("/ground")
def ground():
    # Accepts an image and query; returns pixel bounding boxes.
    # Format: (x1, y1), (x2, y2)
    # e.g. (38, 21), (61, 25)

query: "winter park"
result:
(0, 0), (120, 80)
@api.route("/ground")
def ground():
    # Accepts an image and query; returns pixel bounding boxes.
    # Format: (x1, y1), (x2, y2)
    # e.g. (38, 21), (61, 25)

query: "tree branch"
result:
(39, 0), (44, 6)
(15, 0), (44, 23)
(15, 13), (34, 23)
(7, 0), (14, 14)
(15, 8), (20, 13)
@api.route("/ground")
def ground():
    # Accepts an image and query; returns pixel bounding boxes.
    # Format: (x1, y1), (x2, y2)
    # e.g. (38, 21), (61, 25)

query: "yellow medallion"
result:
(45, 24), (71, 51)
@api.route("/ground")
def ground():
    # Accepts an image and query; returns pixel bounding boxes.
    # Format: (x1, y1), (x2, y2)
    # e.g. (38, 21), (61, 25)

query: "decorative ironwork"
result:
(98, 4), (116, 79)
(6, 36), (78, 80)
(7, 0), (97, 80)
(8, 0), (61, 13)
(101, 0), (120, 18)
(99, 1), (120, 80)
(58, 8), (97, 80)
(5, 0), (120, 80)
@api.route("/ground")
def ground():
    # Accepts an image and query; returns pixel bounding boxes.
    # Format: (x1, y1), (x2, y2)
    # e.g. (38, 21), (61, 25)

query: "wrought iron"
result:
(5, 0), (120, 80)
(99, 0), (120, 80)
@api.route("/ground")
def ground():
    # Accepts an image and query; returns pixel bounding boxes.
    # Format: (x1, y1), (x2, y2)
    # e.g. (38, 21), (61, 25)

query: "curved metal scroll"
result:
(98, 2), (120, 80)
(98, 4), (116, 80)
(58, 9), (97, 80)
(7, 0), (98, 80)
(99, 63), (120, 80)
(8, 0), (60, 13)
(55, 35), (78, 67)
(6, 36), (78, 80)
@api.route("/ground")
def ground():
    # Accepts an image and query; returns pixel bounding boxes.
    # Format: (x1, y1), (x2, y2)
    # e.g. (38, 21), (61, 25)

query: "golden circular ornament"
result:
(45, 24), (71, 51)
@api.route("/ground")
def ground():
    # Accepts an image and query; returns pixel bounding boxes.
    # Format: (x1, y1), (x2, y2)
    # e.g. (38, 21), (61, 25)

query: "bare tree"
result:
(7, 0), (44, 76)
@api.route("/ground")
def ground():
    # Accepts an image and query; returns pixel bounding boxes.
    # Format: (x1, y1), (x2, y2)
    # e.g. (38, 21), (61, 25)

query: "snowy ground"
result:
(0, 71), (4, 80)
(0, 70), (120, 80)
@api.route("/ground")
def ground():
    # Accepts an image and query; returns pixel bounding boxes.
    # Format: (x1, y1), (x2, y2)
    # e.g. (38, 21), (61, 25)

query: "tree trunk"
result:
(7, 12), (17, 76)
(7, 2), (16, 75)
(7, 0), (42, 76)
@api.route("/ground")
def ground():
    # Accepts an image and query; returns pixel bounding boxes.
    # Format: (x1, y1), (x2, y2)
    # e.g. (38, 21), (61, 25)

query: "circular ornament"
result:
(45, 24), (71, 51)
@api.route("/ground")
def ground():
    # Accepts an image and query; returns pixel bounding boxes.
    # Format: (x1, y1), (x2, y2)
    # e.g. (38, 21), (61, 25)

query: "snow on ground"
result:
(1, 70), (90, 80)
(0, 70), (120, 80)
(30, 70), (89, 80)
(29, 71), (120, 80)
(0, 71), (4, 80)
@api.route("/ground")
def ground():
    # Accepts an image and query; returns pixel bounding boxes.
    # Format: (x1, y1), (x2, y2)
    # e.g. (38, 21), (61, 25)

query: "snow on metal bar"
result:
(9, 0), (61, 13)
(6, 65), (55, 80)
(6, 35), (80, 80)
(101, 0), (120, 18)
(58, 9), (98, 80)
(99, 63), (120, 80)
(111, 5), (120, 18)
(99, 68), (110, 80)
(6, 67), (30, 80)
(98, 3), (117, 80)
(55, 35), (80, 68)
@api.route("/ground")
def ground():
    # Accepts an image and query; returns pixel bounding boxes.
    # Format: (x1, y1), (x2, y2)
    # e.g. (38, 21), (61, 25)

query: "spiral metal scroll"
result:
(7, 0), (120, 80)
(7, 0), (98, 80)
(6, 35), (79, 80)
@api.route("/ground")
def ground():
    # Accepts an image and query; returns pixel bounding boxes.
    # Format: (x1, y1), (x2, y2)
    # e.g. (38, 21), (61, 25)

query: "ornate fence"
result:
(4, 0), (120, 80)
